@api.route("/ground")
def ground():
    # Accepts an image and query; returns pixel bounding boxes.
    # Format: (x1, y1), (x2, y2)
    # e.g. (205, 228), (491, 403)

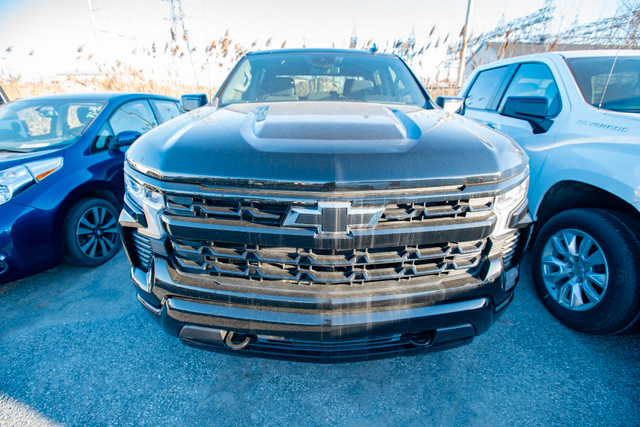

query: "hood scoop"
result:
(247, 102), (421, 142)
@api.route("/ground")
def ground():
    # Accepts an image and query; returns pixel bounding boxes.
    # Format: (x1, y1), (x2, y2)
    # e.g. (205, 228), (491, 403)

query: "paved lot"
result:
(1, 250), (639, 426)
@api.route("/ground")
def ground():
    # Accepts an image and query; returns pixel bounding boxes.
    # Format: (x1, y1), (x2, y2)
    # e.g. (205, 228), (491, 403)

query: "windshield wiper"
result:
(0, 147), (30, 153)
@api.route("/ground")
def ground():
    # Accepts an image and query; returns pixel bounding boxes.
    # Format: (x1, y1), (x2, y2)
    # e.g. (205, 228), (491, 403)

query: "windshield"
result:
(219, 52), (427, 107)
(565, 56), (640, 113)
(0, 99), (106, 152)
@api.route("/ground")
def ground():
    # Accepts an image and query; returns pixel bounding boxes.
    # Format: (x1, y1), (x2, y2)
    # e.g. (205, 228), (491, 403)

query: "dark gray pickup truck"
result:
(119, 49), (531, 362)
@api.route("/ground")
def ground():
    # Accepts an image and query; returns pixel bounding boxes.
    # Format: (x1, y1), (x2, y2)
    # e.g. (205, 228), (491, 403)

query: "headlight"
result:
(0, 157), (63, 206)
(492, 177), (529, 236)
(125, 174), (165, 239)
(125, 174), (164, 210)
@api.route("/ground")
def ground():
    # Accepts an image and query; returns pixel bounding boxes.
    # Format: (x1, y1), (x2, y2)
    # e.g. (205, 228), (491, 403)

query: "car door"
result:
(463, 62), (563, 186)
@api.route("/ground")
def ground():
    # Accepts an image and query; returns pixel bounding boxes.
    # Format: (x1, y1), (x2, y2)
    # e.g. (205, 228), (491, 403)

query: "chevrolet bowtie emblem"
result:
(283, 202), (385, 234)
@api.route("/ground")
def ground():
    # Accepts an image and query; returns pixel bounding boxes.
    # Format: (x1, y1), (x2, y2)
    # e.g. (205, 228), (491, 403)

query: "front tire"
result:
(64, 198), (120, 267)
(532, 208), (640, 335)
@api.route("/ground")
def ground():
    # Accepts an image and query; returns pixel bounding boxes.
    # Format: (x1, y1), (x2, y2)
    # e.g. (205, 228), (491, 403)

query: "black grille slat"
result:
(129, 231), (153, 271)
(161, 192), (500, 285)
(171, 240), (486, 285)
(164, 194), (495, 229)
(166, 196), (289, 226)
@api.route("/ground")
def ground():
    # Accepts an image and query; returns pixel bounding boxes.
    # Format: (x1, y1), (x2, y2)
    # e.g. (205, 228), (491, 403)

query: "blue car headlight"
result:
(0, 157), (63, 206)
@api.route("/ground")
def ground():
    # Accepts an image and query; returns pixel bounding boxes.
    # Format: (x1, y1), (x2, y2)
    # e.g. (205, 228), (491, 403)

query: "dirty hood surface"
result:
(126, 102), (527, 188)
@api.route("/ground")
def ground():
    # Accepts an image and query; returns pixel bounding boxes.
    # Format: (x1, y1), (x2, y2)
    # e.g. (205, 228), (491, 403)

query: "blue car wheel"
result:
(64, 198), (120, 266)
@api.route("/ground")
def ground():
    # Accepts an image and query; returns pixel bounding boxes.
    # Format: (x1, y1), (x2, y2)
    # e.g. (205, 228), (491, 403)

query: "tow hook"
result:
(407, 331), (433, 347)
(223, 331), (252, 350)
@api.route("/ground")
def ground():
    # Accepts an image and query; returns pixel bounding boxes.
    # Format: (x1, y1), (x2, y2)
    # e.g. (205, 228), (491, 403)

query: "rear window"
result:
(566, 56), (640, 113)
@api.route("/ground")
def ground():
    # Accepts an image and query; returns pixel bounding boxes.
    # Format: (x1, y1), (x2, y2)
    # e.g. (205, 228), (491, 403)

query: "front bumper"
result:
(130, 254), (520, 362)
(119, 168), (531, 362)
(0, 201), (58, 284)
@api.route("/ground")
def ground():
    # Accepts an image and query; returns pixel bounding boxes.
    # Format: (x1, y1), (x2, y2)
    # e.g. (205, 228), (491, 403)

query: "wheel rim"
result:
(76, 206), (119, 259)
(540, 228), (609, 311)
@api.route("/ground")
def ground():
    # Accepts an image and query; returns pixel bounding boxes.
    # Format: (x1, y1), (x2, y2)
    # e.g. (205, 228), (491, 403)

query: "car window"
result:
(565, 56), (640, 113)
(219, 52), (427, 107)
(498, 62), (561, 116)
(93, 122), (114, 152)
(152, 100), (181, 123)
(109, 100), (158, 135)
(465, 66), (509, 110)
(0, 100), (105, 152)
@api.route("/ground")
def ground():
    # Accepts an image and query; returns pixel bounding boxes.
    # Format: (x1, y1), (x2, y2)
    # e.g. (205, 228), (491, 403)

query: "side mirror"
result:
(181, 94), (208, 112)
(501, 96), (553, 134)
(109, 130), (141, 150)
(436, 96), (465, 114)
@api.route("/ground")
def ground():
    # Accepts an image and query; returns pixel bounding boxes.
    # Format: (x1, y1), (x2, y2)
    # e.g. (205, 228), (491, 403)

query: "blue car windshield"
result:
(565, 56), (640, 113)
(219, 52), (427, 107)
(0, 99), (106, 152)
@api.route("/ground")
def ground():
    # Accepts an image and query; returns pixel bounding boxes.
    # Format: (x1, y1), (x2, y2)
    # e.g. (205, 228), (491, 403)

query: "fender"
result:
(529, 141), (640, 220)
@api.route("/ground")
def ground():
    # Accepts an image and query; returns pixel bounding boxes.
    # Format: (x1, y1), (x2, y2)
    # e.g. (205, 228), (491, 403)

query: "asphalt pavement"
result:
(1, 250), (639, 426)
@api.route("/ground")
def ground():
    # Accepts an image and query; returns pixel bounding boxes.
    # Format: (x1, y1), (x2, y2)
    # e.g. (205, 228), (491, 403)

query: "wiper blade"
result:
(0, 148), (29, 153)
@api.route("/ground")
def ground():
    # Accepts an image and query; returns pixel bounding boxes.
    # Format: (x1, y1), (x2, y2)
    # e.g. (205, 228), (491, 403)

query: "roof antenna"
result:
(369, 43), (378, 54)
(598, 50), (620, 109)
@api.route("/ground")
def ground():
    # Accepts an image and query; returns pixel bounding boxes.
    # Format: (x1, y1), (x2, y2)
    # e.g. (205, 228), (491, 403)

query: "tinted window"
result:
(109, 100), (157, 135)
(219, 52), (427, 107)
(152, 100), (181, 123)
(566, 56), (640, 113)
(465, 66), (509, 110)
(499, 63), (561, 116)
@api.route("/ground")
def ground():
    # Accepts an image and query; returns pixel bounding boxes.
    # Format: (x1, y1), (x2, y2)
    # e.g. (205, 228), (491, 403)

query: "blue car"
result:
(0, 92), (181, 283)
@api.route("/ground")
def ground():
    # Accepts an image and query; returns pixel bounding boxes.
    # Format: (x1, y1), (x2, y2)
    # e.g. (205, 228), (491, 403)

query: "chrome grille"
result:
(164, 194), (494, 228)
(166, 196), (288, 226)
(380, 198), (493, 223)
(171, 239), (487, 285)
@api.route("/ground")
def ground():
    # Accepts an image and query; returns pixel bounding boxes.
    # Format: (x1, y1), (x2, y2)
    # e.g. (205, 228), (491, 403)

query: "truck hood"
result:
(126, 102), (527, 189)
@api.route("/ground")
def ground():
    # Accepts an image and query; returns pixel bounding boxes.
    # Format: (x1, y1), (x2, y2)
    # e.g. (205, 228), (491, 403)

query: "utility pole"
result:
(457, 0), (474, 87)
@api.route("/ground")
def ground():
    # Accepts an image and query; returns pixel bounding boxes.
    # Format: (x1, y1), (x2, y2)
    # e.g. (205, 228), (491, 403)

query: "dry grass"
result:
(2, 71), (460, 103)
(1, 64), (214, 101)
(425, 85), (460, 99)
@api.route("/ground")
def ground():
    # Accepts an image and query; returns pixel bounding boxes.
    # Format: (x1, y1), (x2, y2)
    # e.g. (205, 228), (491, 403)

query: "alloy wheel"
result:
(540, 228), (609, 311)
(75, 206), (119, 259)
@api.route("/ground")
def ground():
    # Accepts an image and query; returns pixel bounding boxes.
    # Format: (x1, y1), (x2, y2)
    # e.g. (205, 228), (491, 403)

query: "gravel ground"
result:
(1, 250), (639, 426)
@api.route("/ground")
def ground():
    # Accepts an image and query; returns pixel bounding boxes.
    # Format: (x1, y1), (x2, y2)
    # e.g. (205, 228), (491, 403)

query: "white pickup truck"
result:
(445, 50), (640, 335)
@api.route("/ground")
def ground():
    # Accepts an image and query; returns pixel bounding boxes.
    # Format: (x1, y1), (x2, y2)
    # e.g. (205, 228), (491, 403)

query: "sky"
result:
(0, 0), (627, 86)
